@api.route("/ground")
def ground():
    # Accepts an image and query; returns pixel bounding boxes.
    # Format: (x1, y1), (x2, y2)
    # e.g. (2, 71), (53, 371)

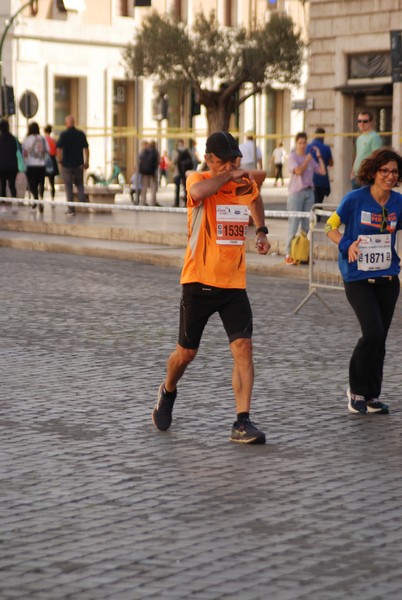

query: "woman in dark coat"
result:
(0, 119), (18, 209)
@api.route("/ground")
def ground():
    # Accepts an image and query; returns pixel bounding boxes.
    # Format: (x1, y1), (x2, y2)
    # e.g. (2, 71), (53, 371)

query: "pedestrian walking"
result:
(22, 122), (47, 213)
(56, 115), (89, 216)
(271, 142), (286, 187)
(159, 150), (169, 186)
(129, 167), (142, 204)
(43, 124), (59, 202)
(239, 131), (263, 170)
(172, 140), (193, 207)
(188, 138), (200, 170)
(284, 132), (325, 265)
(0, 119), (19, 211)
(306, 127), (333, 207)
(139, 140), (159, 206)
(152, 131), (270, 444)
(326, 147), (402, 415)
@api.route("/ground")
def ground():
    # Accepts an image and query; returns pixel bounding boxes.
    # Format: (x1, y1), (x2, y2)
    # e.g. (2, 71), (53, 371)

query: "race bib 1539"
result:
(216, 205), (249, 246)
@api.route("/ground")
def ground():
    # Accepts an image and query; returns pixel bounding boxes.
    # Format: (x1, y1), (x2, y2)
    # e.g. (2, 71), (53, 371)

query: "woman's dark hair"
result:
(0, 119), (11, 136)
(44, 124), (52, 134)
(295, 132), (307, 143)
(357, 147), (402, 186)
(27, 122), (40, 136)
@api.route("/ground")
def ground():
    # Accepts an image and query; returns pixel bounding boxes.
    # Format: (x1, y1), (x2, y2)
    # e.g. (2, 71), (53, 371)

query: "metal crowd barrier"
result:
(293, 203), (342, 314)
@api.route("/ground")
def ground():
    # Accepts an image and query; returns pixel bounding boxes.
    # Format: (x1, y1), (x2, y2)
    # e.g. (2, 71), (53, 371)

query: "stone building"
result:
(0, 0), (308, 178)
(306, 0), (402, 201)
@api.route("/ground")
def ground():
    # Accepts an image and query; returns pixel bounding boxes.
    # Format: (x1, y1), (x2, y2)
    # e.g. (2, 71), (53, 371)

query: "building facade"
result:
(306, 0), (402, 201)
(1, 0), (307, 178)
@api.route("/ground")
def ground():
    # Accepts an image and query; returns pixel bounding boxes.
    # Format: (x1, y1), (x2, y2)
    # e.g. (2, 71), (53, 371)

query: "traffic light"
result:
(1, 85), (16, 116)
(190, 88), (201, 117)
(152, 94), (168, 121)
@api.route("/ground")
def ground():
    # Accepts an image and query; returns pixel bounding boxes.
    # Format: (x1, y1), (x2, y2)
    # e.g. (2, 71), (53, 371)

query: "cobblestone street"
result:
(1, 248), (402, 600)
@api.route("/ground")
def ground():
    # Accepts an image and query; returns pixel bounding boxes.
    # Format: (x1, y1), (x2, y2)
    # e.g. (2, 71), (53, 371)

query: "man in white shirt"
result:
(272, 142), (287, 187)
(239, 132), (263, 170)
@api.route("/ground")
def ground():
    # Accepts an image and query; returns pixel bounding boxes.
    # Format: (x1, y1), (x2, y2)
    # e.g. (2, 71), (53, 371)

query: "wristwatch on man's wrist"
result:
(255, 226), (269, 235)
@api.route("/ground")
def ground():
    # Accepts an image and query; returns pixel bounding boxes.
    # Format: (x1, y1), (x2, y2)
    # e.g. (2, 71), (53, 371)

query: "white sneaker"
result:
(346, 388), (367, 414)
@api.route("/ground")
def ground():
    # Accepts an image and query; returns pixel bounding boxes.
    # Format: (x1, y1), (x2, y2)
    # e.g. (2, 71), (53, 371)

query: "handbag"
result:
(45, 153), (54, 175)
(42, 136), (54, 175)
(290, 230), (310, 264)
(15, 140), (26, 173)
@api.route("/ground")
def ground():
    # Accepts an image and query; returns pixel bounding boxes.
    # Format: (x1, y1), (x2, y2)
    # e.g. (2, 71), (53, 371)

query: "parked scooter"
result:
(86, 160), (125, 188)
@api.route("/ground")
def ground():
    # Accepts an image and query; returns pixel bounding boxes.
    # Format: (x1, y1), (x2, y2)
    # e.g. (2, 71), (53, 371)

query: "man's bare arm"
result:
(189, 169), (254, 203)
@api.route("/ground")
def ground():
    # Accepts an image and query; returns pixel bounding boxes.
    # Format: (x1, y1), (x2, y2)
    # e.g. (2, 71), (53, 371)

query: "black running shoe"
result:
(230, 418), (266, 444)
(366, 398), (389, 414)
(347, 388), (367, 414)
(152, 383), (176, 431)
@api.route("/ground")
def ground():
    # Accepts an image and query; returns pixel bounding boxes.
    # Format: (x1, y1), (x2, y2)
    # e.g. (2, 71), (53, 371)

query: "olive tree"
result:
(122, 10), (304, 133)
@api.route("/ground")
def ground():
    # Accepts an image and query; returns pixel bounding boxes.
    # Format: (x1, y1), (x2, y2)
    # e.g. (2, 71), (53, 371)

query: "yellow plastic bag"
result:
(290, 231), (309, 264)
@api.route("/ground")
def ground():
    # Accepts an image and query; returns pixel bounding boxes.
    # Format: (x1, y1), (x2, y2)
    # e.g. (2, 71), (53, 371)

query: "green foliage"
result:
(247, 13), (304, 86)
(122, 10), (304, 130)
(123, 10), (303, 88)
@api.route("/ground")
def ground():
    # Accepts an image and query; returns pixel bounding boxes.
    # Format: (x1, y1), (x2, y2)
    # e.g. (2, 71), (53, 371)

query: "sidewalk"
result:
(0, 179), (309, 281)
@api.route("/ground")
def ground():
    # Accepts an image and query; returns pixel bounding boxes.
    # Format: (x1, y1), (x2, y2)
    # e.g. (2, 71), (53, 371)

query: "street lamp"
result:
(0, 0), (38, 114)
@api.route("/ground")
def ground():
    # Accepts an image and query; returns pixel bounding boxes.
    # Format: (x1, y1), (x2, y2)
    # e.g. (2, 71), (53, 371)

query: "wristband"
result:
(255, 226), (269, 235)
(338, 237), (354, 258)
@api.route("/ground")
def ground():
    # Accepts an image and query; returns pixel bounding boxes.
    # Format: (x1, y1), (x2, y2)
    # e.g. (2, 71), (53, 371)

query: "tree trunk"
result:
(198, 89), (235, 134)
(205, 103), (232, 133)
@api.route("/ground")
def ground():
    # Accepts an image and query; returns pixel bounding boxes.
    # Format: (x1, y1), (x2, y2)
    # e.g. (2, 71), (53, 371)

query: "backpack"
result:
(290, 231), (309, 264)
(177, 149), (193, 176)
(31, 135), (46, 160)
(139, 149), (157, 175)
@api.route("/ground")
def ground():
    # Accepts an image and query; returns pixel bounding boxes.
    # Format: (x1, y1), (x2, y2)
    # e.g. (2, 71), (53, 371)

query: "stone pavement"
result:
(1, 248), (402, 600)
(0, 180), (313, 282)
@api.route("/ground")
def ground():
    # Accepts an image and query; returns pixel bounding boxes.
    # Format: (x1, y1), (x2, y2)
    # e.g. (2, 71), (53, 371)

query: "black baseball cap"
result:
(205, 131), (242, 161)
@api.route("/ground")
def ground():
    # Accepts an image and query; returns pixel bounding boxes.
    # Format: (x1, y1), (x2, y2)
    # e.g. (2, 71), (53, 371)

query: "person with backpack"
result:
(172, 139), (193, 207)
(139, 140), (159, 206)
(22, 121), (48, 213)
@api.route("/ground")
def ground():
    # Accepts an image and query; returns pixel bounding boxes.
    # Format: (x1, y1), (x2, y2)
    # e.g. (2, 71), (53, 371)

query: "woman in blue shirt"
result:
(326, 148), (402, 415)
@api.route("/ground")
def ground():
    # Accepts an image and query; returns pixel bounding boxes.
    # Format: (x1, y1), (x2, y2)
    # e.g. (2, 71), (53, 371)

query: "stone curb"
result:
(0, 232), (309, 280)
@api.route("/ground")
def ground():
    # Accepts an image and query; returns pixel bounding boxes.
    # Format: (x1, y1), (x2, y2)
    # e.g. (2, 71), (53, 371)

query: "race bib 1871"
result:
(357, 234), (392, 271)
(216, 205), (249, 246)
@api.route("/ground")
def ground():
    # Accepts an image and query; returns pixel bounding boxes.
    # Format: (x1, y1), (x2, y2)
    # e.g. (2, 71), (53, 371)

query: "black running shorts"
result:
(178, 283), (253, 349)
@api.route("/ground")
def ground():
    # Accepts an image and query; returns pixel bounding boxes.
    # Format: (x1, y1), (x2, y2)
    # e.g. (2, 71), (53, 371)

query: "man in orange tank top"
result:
(152, 131), (271, 444)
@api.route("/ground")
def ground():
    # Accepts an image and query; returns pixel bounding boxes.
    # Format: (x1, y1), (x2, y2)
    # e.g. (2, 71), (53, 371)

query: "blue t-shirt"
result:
(306, 138), (332, 189)
(336, 186), (402, 282)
